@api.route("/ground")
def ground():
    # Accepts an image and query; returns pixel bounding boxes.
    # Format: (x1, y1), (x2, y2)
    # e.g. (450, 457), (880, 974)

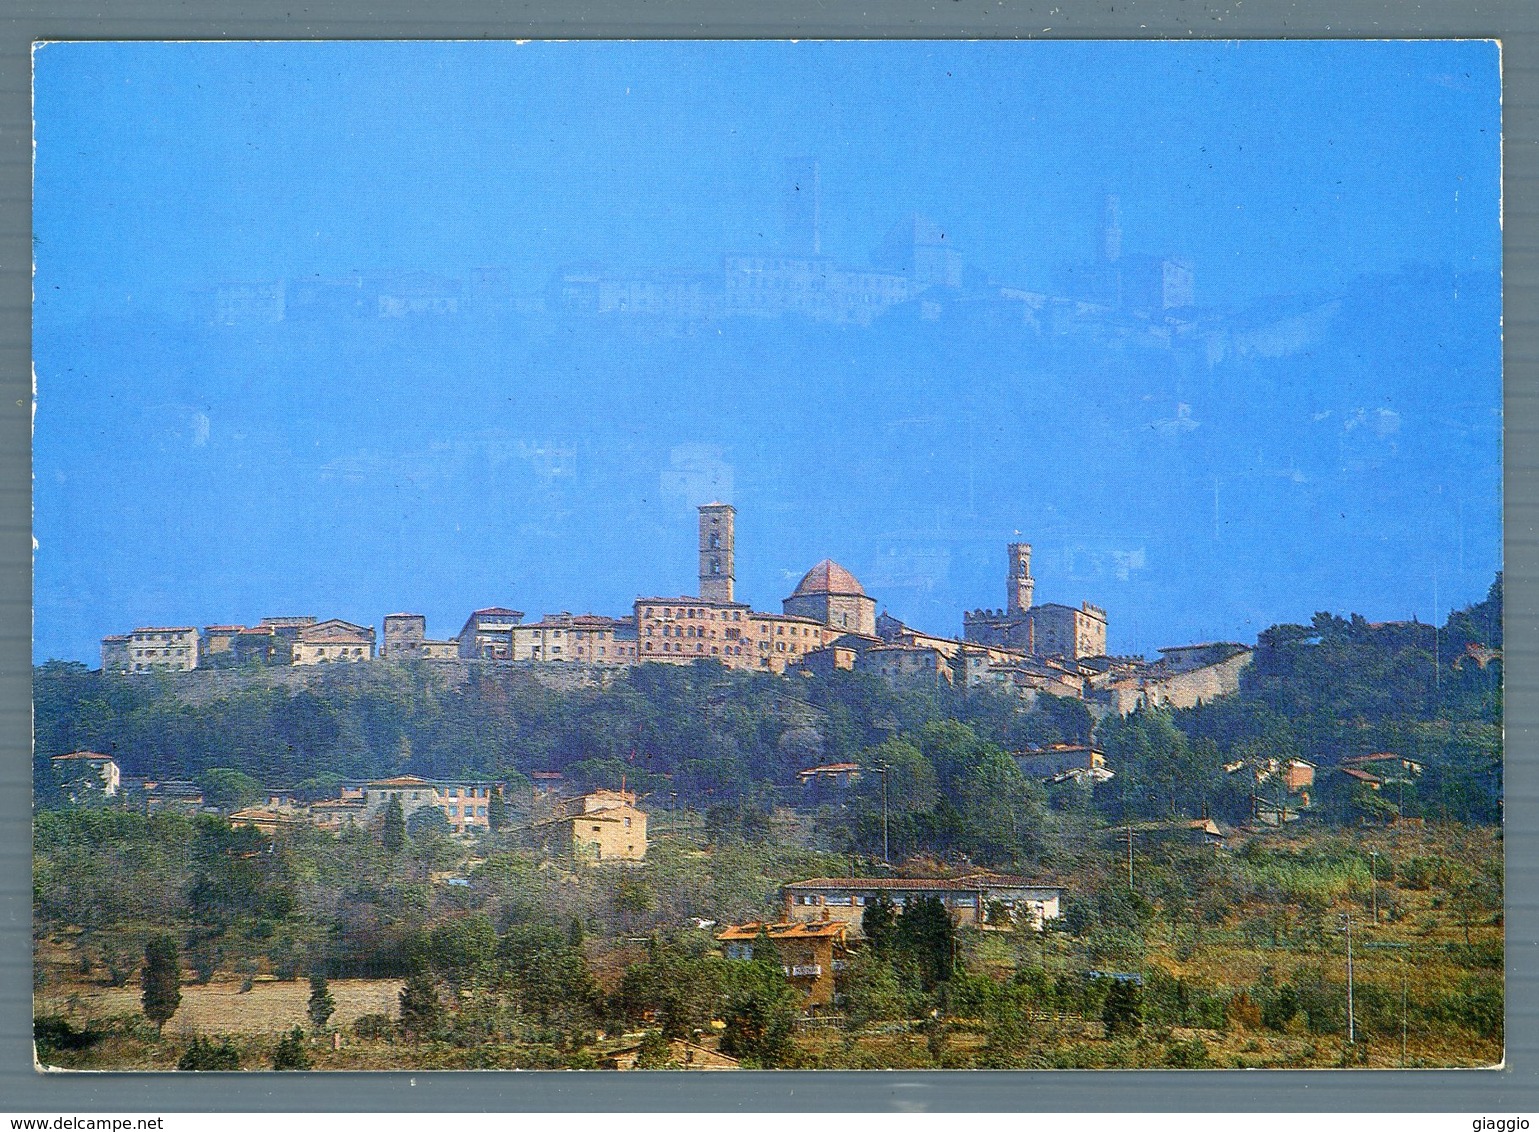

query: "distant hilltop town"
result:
(101, 504), (1252, 719)
(205, 169), (1216, 353)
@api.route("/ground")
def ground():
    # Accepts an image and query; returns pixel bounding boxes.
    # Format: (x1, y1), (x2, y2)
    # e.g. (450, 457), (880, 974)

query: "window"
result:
(624, 817), (631, 828)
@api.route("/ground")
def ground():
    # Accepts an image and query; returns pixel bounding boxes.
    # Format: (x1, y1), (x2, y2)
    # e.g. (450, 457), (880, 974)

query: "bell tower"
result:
(699, 503), (735, 603)
(1007, 542), (1034, 616)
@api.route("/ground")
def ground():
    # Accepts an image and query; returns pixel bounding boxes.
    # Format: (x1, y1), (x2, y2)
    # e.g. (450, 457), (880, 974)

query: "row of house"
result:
(98, 504), (1253, 719)
(46, 753), (653, 863)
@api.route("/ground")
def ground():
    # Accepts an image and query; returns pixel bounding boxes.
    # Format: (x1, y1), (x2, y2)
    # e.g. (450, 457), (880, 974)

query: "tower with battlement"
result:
(964, 540), (1107, 661)
(699, 503), (736, 603)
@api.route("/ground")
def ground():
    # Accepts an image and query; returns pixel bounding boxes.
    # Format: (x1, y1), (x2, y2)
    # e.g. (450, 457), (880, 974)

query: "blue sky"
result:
(33, 40), (1502, 663)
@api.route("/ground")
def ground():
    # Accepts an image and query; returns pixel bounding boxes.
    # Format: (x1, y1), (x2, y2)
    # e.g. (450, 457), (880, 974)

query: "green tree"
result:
(198, 768), (263, 812)
(407, 805), (453, 839)
(861, 893), (899, 956)
(840, 950), (906, 1029)
(720, 943), (802, 1069)
(271, 1026), (311, 1070)
(632, 1029), (678, 1069)
(398, 973), (442, 1039)
(382, 795), (405, 852)
(428, 912), (497, 987)
(497, 923), (600, 1028)
(307, 972), (335, 1032)
(1102, 977), (1143, 1037)
(487, 789), (509, 832)
(896, 896), (957, 989)
(140, 935), (182, 1036)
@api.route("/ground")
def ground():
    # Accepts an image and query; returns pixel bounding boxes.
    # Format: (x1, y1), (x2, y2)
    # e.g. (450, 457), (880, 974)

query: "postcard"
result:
(31, 39), (1502, 1070)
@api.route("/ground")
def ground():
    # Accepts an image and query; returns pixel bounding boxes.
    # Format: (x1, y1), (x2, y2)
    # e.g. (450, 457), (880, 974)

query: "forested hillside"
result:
(35, 576), (1501, 856)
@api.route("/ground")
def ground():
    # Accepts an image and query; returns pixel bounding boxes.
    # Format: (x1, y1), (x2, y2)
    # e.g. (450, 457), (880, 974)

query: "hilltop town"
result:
(100, 502), (1254, 719)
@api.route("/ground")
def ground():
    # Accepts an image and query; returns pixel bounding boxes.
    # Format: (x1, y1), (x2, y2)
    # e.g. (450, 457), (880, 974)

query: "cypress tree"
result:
(398, 973), (442, 1039)
(382, 795), (405, 851)
(140, 935), (182, 1036)
(307, 971), (335, 1032)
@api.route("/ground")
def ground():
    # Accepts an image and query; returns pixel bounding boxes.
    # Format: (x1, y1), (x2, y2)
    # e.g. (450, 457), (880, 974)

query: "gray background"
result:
(1, 0), (1534, 1112)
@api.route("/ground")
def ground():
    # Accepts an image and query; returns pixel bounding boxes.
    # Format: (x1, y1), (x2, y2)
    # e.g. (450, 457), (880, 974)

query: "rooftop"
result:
(790, 559), (868, 598)
(785, 873), (1061, 893)
(715, 920), (850, 942)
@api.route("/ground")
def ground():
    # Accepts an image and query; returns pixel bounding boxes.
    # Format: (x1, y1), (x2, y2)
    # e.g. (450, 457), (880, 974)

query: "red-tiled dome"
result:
(791, 559), (867, 598)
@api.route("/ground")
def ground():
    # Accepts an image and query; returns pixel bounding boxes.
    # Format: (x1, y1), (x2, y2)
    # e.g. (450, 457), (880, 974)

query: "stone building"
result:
(100, 634), (131, 674)
(233, 625), (281, 665)
(1090, 642), (1253, 715)
(50, 751), (121, 801)
(457, 607), (526, 660)
(258, 616), (318, 665)
(125, 627), (200, 673)
(964, 541), (1109, 661)
(634, 595), (756, 666)
(201, 625), (245, 662)
(380, 613), (458, 660)
(533, 789), (648, 864)
(292, 619), (376, 665)
(382, 613), (427, 659)
(782, 559), (878, 637)
(782, 874), (1064, 933)
(359, 775), (500, 834)
(511, 613), (637, 664)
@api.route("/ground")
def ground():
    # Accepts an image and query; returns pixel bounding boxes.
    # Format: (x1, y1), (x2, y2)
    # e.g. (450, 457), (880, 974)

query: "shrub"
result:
(632, 1029), (677, 1069)
(178, 1036), (240, 1071)
(34, 1015), (100, 1055)
(1101, 979), (1143, 1037)
(352, 1013), (394, 1042)
(1262, 984), (1299, 1032)
(271, 1027), (311, 1070)
(1164, 1037), (1209, 1068)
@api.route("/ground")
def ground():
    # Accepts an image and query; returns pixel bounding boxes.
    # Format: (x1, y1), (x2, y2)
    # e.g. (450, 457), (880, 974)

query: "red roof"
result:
(366, 775), (434, 788)
(784, 873), (1060, 893)
(790, 559), (867, 598)
(716, 921), (849, 942)
(472, 607), (524, 617)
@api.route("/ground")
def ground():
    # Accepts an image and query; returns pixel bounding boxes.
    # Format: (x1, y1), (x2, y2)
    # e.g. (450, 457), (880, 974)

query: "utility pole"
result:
(1340, 911), (1355, 1047)
(1122, 825), (1135, 891)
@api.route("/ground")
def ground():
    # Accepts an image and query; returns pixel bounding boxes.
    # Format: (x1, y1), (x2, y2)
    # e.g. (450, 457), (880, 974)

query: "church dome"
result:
(791, 559), (867, 598)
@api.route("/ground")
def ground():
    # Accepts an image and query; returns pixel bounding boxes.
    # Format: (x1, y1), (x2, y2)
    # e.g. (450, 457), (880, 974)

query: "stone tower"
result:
(1100, 194), (1123, 263)
(699, 503), (736, 603)
(1007, 542), (1035, 616)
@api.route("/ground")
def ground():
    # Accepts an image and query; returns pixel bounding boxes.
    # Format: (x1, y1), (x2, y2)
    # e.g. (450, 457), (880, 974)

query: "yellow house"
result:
(715, 921), (851, 1008)
(534, 790), (648, 864)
